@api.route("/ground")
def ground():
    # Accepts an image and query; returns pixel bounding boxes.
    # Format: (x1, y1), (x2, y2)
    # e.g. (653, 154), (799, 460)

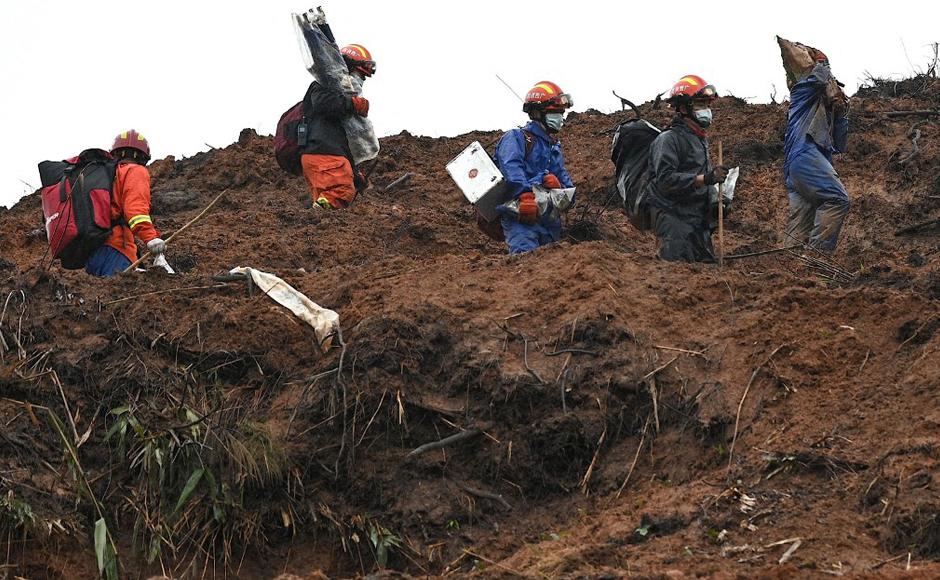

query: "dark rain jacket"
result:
(644, 117), (718, 262)
(301, 81), (356, 162)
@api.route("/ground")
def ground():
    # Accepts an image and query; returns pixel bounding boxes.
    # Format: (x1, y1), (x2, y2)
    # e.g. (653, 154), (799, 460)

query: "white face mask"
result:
(544, 113), (565, 133)
(693, 108), (713, 128)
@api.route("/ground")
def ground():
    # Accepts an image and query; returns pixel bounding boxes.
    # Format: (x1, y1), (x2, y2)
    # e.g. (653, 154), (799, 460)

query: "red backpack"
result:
(274, 100), (306, 175)
(39, 149), (119, 269)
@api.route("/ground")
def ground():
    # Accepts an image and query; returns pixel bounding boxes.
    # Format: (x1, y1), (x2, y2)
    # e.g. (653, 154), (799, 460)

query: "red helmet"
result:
(522, 81), (574, 114)
(341, 44), (376, 77)
(111, 129), (150, 160)
(668, 75), (717, 103)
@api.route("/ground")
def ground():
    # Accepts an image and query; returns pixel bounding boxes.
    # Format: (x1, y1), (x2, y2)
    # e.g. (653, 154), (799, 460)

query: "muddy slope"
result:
(0, 78), (939, 578)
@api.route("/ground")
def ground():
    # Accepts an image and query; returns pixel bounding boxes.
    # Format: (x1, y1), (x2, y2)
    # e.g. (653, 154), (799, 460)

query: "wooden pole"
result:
(122, 188), (229, 273)
(717, 141), (724, 269)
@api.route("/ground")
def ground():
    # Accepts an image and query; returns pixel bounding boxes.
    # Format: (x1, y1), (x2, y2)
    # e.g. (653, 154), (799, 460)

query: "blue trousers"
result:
(85, 246), (132, 277)
(501, 218), (561, 255)
(785, 147), (850, 252)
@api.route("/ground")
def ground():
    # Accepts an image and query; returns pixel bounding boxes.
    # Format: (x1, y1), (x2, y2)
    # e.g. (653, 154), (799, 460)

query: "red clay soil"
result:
(0, 78), (939, 579)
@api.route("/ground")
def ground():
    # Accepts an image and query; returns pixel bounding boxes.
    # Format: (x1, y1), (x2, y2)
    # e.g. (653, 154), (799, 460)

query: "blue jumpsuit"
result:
(783, 63), (850, 252)
(494, 121), (574, 255)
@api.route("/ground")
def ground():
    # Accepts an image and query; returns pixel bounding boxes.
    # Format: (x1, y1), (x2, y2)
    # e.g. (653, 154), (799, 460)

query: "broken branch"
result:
(383, 172), (414, 193)
(407, 428), (481, 458)
(455, 482), (512, 511)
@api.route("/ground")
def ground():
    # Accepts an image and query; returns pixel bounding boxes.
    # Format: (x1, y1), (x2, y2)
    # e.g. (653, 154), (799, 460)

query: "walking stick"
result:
(717, 140), (724, 269)
(122, 188), (229, 273)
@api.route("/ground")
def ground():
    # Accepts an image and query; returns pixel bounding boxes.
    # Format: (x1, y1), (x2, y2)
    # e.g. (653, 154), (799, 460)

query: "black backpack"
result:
(474, 129), (537, 242)
(610, 119), (664, 231)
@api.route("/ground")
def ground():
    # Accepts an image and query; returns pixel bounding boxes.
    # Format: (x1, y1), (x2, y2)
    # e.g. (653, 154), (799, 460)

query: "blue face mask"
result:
(545, 113), (565, 133)
(693, 108), (713, 128)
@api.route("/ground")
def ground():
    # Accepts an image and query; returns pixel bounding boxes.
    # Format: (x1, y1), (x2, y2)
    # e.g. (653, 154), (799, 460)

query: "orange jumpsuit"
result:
(301, 154), (357, 209)
(105, 162), (160, 262)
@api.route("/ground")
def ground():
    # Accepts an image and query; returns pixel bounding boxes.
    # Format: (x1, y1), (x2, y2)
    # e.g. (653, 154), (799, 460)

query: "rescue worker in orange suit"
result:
(299, 44), (375, 210)
(85, 130), (165, 276)
(645, 75), (726, 262)
(493, 81), (575, 254)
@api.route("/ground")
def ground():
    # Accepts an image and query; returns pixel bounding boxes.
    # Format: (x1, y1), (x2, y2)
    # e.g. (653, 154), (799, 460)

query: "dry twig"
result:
(616, 418), (650, 498)
(728, 345), (787, 473)
(579, 426), (607, 494)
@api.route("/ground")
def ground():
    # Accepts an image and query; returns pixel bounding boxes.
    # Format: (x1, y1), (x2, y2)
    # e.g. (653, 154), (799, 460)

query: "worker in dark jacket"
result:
(646, 75), (726, 262)
(493, 81), (575, 254)
(300, 44), (375, 209)
(783, 52), (850, 252)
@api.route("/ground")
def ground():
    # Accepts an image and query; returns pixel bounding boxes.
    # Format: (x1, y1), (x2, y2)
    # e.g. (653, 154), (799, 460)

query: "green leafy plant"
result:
(102, 403), (291, 573)
(0, 490), (36, 532)
(95, 517), (119, 580)
(368, 522), (401, 568)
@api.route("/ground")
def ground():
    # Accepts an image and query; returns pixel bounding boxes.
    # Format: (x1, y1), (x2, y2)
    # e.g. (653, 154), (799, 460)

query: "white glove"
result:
(147, 238), (166, 255)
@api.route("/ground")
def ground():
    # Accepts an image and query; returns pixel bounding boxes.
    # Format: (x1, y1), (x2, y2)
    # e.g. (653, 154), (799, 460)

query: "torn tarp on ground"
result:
(229, 267), (340, 352)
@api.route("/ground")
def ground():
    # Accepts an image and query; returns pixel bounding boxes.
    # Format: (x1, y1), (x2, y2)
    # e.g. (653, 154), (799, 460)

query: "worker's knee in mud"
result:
(822, 193), (850, 217)
(507, 233), (540, 254)
(502, 220), (542, 254)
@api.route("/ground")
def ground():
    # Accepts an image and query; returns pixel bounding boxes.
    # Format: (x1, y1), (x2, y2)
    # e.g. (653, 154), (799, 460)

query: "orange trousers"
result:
(300, 154), (357, 209)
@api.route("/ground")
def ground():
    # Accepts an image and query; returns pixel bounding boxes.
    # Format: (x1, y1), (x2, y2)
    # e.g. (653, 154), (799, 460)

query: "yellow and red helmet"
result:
(668, 75), (717, 103)
(523, 81), (574, 114)
(110, 129), (150, 160)
(341, 44), (376, 77)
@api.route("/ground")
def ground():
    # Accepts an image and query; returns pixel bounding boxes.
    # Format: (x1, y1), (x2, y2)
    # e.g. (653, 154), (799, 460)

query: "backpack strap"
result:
(520, 129), (535, 160)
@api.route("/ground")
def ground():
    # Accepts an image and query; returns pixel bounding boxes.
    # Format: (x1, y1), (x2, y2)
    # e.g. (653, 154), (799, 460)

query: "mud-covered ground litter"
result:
(0, 76), (939, 578)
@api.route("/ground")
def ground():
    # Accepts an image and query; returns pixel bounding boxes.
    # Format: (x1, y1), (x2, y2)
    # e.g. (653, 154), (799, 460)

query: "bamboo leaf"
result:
(104, 417), (125, 443)
(173, 468), (204, 514)
(94, 517), (108, 573)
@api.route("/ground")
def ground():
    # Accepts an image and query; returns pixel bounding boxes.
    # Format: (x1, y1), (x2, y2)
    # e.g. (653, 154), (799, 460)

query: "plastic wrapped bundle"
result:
(293, 8), (379, 165)
(499, 185), (577, 223)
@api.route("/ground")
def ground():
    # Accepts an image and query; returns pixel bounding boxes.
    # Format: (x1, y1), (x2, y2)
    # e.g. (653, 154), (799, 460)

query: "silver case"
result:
(446, 141), (507, 221)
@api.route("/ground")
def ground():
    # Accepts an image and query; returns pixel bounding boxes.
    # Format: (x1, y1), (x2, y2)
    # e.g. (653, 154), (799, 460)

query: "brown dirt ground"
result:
(1, 78), (939, 579)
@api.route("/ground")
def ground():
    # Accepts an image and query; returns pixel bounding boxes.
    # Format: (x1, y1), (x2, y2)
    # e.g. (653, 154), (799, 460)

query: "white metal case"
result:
(445, 141), (507, 221)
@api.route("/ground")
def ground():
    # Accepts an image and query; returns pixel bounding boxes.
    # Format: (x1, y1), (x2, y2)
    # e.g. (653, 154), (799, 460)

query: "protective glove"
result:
(542, 173), (562, 189)
(517, 191), (538, 225)
(351, 96), (370, 117)
(703, 165), (728, 186)
(147, 238), (166, 255)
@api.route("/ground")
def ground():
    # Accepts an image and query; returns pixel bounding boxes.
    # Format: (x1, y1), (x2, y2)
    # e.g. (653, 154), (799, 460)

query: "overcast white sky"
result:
(1, 1), (938, 208)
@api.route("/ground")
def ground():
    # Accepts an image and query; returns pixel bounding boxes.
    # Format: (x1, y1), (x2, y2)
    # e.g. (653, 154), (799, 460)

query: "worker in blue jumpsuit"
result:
(493, 81), (575, 255)
(783, 53), (850, 252)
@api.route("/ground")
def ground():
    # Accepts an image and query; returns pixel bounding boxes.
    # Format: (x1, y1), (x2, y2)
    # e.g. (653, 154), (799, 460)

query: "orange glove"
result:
(351, 96), (370, 117)
(517, 191), (538, 225)
(542, 173), (562, 189)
